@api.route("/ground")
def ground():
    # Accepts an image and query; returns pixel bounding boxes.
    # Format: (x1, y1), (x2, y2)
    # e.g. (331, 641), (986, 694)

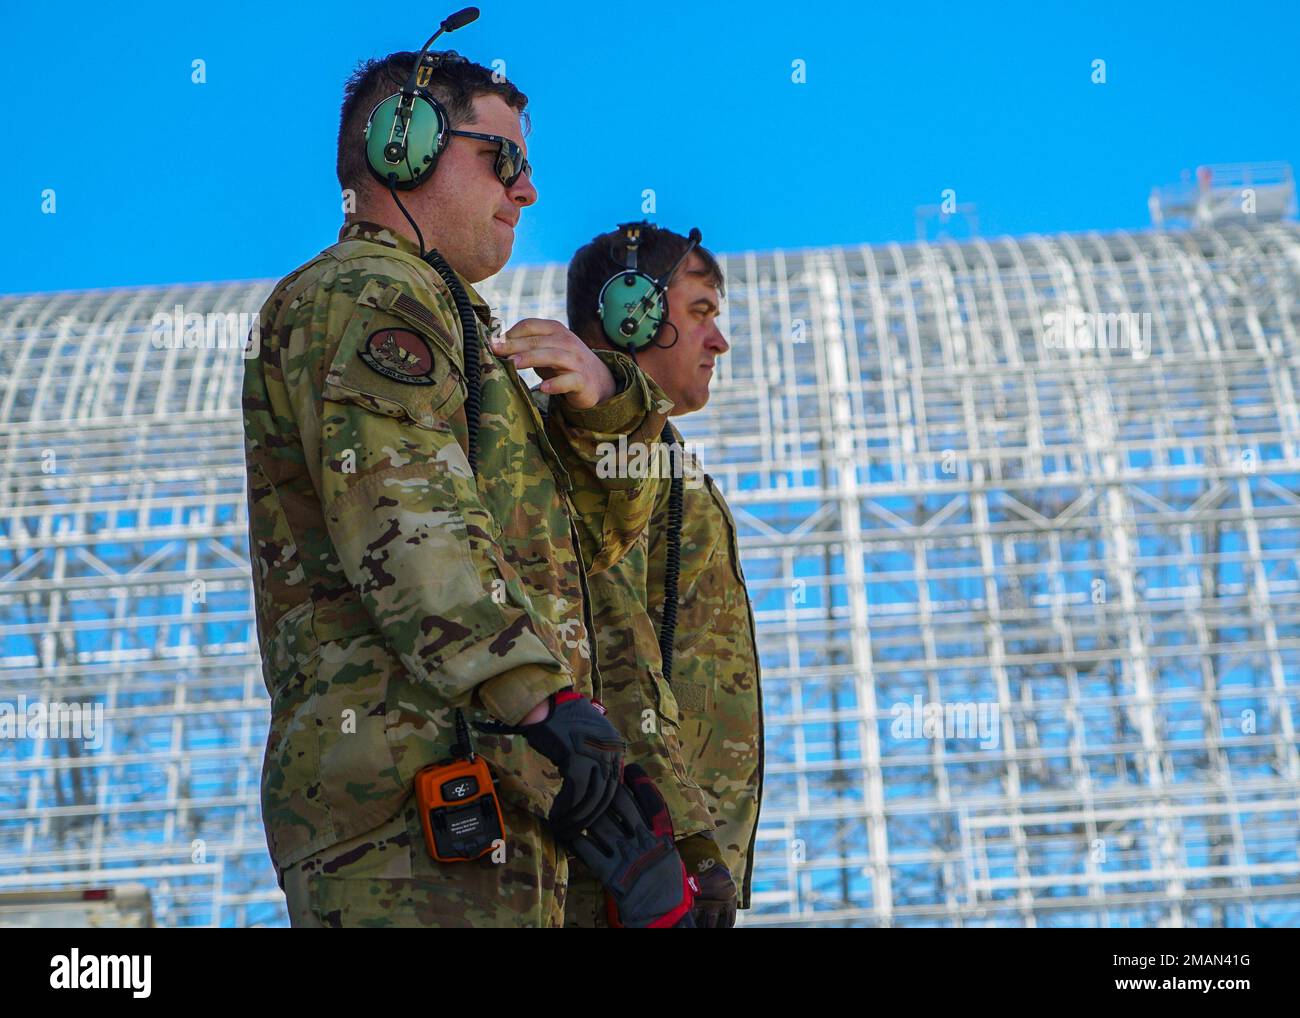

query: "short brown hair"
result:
(336, 49), (529, 194)
(566, 225), (725, 347)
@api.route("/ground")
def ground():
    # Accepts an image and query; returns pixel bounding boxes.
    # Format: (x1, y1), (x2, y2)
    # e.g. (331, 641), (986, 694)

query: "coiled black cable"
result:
(658, 421), (684, 683)
(385, 177), (481, 475)
(421, 247), (482, 477)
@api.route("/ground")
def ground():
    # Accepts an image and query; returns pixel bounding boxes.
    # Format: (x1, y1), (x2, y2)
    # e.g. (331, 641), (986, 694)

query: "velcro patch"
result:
(359, 328), (436, 385)
(670, 680), (711, 712)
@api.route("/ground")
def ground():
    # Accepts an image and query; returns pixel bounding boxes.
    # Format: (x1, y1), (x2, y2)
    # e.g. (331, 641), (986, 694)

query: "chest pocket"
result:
(323, 278), (465, 428)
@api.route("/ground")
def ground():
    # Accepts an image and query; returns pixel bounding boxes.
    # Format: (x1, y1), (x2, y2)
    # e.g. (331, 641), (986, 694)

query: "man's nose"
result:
(511, 172), (537, 208)
(707, 322), (729, 354)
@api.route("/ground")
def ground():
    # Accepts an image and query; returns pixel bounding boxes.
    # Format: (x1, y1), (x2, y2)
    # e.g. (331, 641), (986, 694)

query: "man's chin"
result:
(483, 242), (513, 280)
(675, 390), (709, 415)
(464, 252), (511, 285)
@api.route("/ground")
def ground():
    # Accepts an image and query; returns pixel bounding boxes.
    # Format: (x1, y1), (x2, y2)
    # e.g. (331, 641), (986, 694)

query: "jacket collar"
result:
(337, 220), (490, 312)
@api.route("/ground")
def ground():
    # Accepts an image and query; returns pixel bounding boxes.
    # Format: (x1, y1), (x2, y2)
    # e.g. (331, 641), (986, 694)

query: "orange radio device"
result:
(414, 710), (505, 862)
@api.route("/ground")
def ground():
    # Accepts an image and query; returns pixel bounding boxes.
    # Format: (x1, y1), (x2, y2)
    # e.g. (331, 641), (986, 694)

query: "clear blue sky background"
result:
(4, 0), (1298, 295)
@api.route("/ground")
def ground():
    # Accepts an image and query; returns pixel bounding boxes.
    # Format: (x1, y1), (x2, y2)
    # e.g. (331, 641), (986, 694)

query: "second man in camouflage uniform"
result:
(561, 224), (764, 926)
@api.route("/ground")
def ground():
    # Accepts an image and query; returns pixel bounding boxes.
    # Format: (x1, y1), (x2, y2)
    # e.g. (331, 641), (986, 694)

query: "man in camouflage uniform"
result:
(242, 51), (670, 927)
(560, 224), (764, 926)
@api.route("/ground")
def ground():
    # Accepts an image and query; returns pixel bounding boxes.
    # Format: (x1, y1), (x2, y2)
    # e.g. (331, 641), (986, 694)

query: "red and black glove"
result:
(477, 690), (624, 839)
(677, 833), (738, 928)
(566, 764), (697, 928)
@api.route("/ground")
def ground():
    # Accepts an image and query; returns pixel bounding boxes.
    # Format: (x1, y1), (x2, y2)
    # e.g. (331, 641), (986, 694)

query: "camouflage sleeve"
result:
(544, 349), (671, 574)
(298, 268), (573, 724)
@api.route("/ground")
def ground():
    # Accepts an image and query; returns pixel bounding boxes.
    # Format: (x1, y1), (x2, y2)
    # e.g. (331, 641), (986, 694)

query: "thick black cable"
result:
(384, 179), (480, 475)
(422, 247), (482, 476)
(658, 421), (684, 683)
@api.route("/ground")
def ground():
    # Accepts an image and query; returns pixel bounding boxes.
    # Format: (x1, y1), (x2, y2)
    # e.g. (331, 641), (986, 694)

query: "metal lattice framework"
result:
(2, 218), (1298, 927)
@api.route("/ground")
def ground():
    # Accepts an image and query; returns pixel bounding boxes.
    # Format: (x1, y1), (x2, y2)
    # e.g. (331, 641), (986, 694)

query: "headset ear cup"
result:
(364, 92), (448, 190)
(597, 271), (666, 351)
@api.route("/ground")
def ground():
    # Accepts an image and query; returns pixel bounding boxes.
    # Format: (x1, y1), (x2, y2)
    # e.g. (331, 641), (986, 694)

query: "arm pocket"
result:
(323, 278), (466, 428)
(650, 672), (704, 791)
(651, 670), (682, 724)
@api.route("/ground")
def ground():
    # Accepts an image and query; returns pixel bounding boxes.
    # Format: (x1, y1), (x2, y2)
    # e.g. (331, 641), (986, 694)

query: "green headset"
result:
(363, 8), (480, 190)
(598, 222), (703, 352)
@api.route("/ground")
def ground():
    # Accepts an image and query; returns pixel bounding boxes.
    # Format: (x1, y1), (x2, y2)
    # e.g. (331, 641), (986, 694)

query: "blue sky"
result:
(3, 0), (1297, 294)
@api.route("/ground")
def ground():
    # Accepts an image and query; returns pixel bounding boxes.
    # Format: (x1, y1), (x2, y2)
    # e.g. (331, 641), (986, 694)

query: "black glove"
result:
(476, 690), (624, 838)
(677, 833), (738, 928)
(567, 764), (697, 928)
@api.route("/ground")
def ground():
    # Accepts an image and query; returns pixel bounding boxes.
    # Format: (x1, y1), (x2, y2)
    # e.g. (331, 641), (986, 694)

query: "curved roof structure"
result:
(2, 220), (1299, 926)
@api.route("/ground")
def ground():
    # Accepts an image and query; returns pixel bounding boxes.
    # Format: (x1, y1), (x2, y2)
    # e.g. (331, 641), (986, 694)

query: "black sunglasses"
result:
(447, 130), (532, 188)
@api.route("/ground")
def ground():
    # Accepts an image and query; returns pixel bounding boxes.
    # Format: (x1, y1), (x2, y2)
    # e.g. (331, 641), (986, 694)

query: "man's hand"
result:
(677, 834), (738, 928)
(568, 764), (698, 928)
(491, 319), (617, 410)
(476, 690), (625, 838)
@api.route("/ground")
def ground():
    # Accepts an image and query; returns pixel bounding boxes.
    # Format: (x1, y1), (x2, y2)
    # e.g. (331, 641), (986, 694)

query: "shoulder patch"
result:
(359, 327), (436, 385)
(322, 275), (467, 429)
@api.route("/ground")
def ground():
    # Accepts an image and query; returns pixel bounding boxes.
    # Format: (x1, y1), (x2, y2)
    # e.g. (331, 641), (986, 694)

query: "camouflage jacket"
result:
(542, 397), (717, 851)
(242, 221), (668, 874)
(646, 424), (764, 907)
